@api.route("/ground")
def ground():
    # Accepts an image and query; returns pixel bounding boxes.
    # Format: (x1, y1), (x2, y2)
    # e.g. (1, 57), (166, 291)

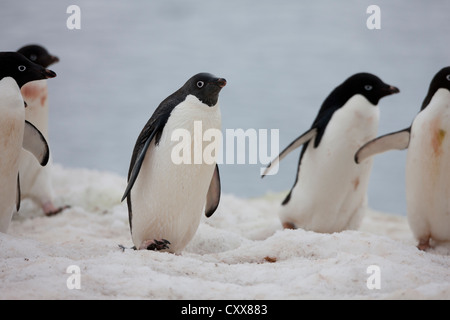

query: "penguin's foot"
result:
(417, 239), (431, 251)
(45, 205), (71, 216)
(282, 222), (296, 230)
(43, 203), (71, 217)
(139, 239), (171, 251)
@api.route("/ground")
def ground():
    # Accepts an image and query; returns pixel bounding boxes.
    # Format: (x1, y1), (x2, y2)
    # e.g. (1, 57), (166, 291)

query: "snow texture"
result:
(1, 165), (449, 300)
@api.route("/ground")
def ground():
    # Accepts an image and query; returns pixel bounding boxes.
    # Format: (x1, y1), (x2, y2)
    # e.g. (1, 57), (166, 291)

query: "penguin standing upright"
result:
(122, 73), (226, 254)
(17, 45), (67, 216)
(0, 52), (55, 232)
(356, 67), (450, 250)
(263, 73), (399, 233)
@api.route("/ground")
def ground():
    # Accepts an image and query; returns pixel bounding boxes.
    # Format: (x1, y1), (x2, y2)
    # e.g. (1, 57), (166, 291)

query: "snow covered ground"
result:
(1, 165), (449, 300)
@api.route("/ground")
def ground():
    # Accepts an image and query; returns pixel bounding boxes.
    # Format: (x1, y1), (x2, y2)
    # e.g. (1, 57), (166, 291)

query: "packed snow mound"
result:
(1, 165), (449, 300)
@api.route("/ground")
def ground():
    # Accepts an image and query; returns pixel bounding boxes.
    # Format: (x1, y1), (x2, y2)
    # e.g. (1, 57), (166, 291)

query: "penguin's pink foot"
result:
(139, 239), (171, 251)
(42, 202), (71, 217)
(282, 222), (296, 230)
(417, 238), (431, 251)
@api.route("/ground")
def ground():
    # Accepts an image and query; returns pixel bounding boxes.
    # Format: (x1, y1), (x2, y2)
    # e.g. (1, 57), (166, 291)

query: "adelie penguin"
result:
(17, 44), (69, 217)
(356, 67), (450, 250)
(122, 73), (226, 254)
(0, 52), (56, 233)
(263, 73), (399, 233)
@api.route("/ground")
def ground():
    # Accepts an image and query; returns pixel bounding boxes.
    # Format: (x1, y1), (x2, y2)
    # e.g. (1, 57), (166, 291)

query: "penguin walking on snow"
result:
(0, 52), (56, 232)
(17, 44), (68, 216)
(356, 67), (450, 250)
(263, 73), (399, 233)
(122, 73), (226, 254)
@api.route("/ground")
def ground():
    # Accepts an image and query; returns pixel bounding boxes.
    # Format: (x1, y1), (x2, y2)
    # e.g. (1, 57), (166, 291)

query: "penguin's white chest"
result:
(131, 95), (221, 253)
(406, 89), (450, 242)
(21, 79), (49, 137)
(19, 79), (54, 209)
(0, 78), (26, 233)
(281, 95), (379, 232)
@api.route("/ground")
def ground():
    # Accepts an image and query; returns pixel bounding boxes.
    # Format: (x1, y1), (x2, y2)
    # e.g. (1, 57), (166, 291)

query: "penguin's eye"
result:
(446, 74), (450, 81)
(364, 85), (373, 91)
(30, 54), (37, 61)
(18, 65), (26, 72)
(197, 81), (205, 89)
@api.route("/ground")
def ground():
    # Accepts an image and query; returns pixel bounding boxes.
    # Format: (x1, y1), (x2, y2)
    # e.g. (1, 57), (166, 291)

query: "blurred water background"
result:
(1, 0), (450, 215)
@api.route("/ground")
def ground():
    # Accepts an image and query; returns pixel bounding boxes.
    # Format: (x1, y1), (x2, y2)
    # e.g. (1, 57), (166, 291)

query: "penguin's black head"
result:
(339, 73), (399, 106)
(17, 44), (59, 68)
(421, 66), (450, 110)
(0, 52), (56, 88)
(183, 73), (227, 107)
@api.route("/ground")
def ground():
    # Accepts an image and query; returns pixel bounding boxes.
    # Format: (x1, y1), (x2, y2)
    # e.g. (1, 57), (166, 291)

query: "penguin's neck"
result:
(0, 77), (23, 113)
(424, 88), (450, 114)
(171, 94), (222, 130)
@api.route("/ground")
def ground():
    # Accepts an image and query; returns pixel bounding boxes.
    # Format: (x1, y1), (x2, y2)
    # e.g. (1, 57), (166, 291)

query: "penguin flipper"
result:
(16, 174), (21, 212)
(205, 164), (221, 218)
(121, 121), (163, 202)
(355, 128), (411, 164)
(23, 120), (49, 166)
(261, 128), (317, 177)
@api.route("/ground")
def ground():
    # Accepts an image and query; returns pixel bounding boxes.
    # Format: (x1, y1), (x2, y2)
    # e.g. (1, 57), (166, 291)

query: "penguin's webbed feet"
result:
(43, 203), (71, 217)
(417, 238), (431, 251)
(282, 222), (296, 230)
(139, 239), (171, 251)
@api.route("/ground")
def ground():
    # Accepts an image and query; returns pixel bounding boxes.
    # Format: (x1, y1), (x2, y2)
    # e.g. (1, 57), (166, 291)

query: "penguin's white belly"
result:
(280, 95), (379, 233)
(0, 78), (25, 233)
(0, 122), (23, 233)
(130, 97), (221, 253)
(19, 80), (54, 205)
(406, 89), (450, 242)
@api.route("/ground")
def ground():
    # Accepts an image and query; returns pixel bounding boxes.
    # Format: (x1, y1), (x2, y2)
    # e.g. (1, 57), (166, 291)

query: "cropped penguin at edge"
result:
(17, 44), (69, 217)
(0, 52), (56, 233)
(263, 73), (399, 233)
(356, 67), (450, 251)
(121, 73), (226, 254)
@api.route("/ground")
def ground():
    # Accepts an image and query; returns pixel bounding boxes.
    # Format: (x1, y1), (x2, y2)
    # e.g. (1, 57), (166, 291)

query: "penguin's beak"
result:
(384, 85), (400, 95)
(43, 68), (57, 79)
(214, 78), (227, 88)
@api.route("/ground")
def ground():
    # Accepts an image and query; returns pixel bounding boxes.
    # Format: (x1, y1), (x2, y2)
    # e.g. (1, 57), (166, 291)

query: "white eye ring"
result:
(446, 74), (450, 81)
(365, 85), (373, 91)
(30, 54), (37, 61)
(18, 65), (26, 72)
(197, 81), (204, 88)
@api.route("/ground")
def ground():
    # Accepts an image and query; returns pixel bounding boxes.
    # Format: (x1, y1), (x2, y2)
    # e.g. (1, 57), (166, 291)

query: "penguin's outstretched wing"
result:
(205, 164), (221, 218)
(355, 128), (411, 164)
(23, 120), (49, 166)
(277, 107), (338, 205)
(261, 105), (335, 178)
(261, 128), (317, 177)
